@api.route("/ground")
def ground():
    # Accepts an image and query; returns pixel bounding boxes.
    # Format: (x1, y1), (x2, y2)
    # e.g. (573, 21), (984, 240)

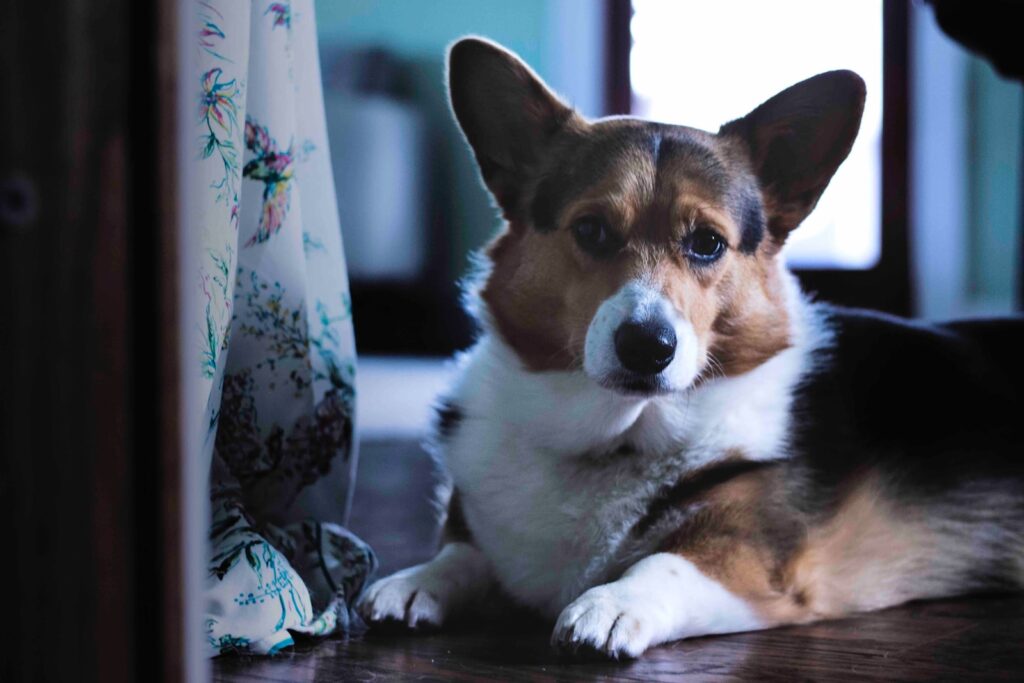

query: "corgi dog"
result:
(356, 37), (1024, 659)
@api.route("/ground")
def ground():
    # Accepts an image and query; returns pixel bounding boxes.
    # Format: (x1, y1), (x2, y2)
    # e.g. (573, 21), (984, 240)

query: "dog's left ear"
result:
(448, 37), (579, 220)
(720, 71), (866, 241)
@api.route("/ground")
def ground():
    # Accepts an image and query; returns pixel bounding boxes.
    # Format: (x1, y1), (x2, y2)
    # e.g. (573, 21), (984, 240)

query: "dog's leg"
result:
(357, 542), (493, 629)
(554, 467), (1024, 659)
(551, 553), (764, 659)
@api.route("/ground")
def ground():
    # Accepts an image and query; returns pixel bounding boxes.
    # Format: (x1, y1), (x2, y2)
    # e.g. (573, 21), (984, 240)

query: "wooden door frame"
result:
(2, 0), (184, 680)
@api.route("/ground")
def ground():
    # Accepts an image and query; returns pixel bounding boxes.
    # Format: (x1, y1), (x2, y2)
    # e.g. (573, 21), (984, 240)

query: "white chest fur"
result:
(440, 301), (823, 617)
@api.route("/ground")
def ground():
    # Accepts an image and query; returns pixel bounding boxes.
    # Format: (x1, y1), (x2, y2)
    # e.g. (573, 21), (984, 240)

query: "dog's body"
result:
(357, 38), (1024, 658)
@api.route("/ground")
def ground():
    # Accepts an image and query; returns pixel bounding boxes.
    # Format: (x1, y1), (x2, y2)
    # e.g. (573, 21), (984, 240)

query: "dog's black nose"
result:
(614, 319), (676, 375)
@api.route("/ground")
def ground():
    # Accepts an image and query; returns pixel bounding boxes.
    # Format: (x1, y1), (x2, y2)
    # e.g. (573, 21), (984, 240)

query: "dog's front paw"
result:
(551, 585), (659, 660)
(357, 567), (450, 629)
(356, 543), (493, 631)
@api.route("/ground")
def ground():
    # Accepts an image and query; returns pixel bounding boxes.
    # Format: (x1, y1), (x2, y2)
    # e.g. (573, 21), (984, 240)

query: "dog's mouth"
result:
(597, 371), (674, 397)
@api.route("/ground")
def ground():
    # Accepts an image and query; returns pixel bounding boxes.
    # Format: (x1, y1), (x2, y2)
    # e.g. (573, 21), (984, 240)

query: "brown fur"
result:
(656, 465), (806, 621)
(782, 480), (939, 619)
(655, 465), (1007, 628)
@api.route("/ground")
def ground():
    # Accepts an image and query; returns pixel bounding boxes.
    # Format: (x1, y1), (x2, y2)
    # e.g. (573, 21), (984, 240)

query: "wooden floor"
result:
(214, 441), (1024, 682)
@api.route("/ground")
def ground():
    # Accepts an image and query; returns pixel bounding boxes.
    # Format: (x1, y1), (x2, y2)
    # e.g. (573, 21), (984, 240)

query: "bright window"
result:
(630, 0), (883, 269)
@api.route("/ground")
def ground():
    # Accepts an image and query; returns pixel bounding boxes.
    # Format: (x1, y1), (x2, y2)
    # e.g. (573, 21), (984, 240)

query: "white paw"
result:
(551, 585), (658, 659)
(357, 567), (450, 629)
(551, 554), (764, 659)
(356, 543), (492, 630)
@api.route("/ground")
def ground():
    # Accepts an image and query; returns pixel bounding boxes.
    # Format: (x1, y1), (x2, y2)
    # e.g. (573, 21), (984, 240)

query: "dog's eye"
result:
(571, 216), (622, 259)
(684, 227), (727, 263)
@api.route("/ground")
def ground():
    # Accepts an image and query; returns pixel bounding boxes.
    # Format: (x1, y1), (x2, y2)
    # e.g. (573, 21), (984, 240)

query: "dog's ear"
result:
(448, 37), (578, 220)
(720, 70), (865, 241)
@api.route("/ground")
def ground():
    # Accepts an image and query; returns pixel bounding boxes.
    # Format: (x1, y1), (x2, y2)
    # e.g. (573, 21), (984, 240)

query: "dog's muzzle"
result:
(614, 318), (676, 375)
(584, 281), (699, 397)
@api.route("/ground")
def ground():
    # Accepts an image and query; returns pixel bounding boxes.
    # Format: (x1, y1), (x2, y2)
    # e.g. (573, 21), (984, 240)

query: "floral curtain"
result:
(188, 0), (376, 656)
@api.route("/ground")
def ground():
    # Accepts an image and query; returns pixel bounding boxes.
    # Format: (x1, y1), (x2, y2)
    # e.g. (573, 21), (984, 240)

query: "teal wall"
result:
(967, 58), (1022, 310)
(316, 1), (532, 275)
(315, 0), (604, 280)
(316, 0), (549, 73)
(904, 5), (1021, 319)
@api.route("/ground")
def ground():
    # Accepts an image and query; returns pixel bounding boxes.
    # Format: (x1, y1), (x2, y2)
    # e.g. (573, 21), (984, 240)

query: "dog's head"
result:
(448, 38), (864, 396)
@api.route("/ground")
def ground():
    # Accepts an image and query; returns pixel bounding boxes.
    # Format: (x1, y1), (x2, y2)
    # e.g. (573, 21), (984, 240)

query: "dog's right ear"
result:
(448, 37), (578, 220)
(719, 71), (865, 242)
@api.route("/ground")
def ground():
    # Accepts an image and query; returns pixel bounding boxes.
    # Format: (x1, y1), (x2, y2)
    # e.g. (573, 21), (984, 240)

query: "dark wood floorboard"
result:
(213, 440), (1024, 682)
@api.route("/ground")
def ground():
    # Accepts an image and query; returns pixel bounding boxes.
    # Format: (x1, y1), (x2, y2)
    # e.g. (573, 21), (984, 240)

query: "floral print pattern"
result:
(199, 1), (232, 61)
(242, 118), (295, 245)
(187, 0), (373, 657)
(201, 68), (243, 211)
(265, 2), (292, 29)
(216, 270), (355, 507)
(200, 246), (234, 379)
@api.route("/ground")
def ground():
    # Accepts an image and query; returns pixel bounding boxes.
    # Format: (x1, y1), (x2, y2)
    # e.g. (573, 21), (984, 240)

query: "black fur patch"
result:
(789, 308), (1024, 503)
(530, 125), (729, 234)
(631, 458), (775, 538)
(530, 127), (650, 232)
(442, 488), (473, 544)
(735, 189), (766, 254)
(655, 132), (729, 191)
(434, 400), (464, 441)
